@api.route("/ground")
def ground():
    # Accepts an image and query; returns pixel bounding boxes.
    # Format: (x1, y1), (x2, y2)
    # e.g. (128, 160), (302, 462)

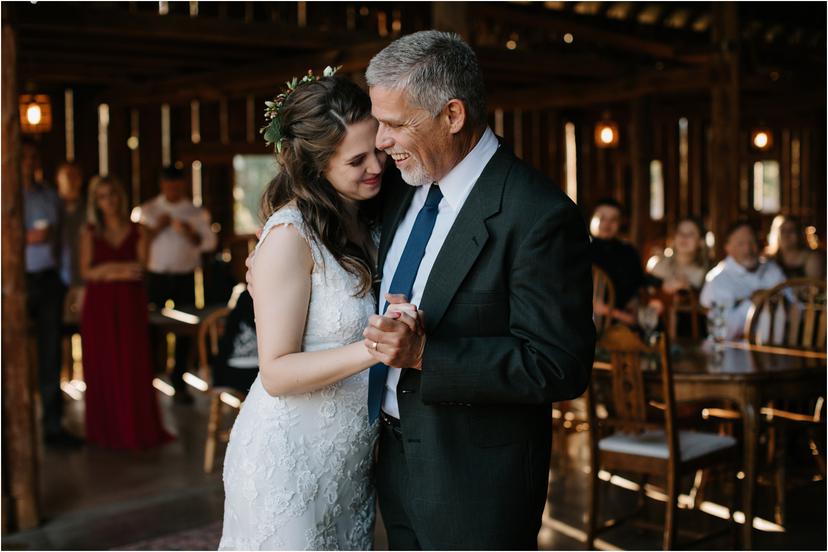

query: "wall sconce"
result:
(19, 94), (52, 134)
(751, 127), (773, 151)
(594, 120), (619, 148)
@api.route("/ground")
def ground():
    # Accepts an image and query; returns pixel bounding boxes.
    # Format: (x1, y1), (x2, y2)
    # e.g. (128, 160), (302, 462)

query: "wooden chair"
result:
(587, 325), (738, 550)
(551, 267), (615, 464)
(745, 278), (826, 350)
(592, 265), (616, 337)
(197, 306), (247, 474)
(667, 288), (706, 341)
(743, 277), (827, 523)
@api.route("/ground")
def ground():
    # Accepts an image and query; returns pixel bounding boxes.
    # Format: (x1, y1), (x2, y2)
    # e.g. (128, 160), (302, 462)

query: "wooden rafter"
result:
(13, 4), (369, 51)
(475, 3), (705, 62)
(99, 40), (389, 105)
(487, 65), (714, 110)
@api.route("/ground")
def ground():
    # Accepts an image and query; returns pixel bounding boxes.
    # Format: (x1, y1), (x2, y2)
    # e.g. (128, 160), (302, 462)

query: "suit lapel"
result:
(418, 147), (512, 333)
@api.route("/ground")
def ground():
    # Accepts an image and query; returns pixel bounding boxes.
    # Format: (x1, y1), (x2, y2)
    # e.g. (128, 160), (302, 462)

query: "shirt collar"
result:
(157, 194), (187, 209)
(724, 255), (766, 276)
(434, 127), (499, 210)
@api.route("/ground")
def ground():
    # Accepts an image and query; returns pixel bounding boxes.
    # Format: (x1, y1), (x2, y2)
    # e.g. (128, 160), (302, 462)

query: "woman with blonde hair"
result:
(79, 175), (172, 449)
(649, 217), (711, 293)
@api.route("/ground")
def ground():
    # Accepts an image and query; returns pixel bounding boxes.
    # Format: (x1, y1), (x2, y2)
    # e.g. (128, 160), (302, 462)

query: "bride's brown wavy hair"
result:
(260, 76), (379, 297)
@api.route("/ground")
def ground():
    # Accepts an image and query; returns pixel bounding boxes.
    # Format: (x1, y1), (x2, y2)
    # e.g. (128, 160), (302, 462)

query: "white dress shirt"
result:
(139, 195), (218, 274)
(699, 256), (786, 340)
(380, 127), (499, 418)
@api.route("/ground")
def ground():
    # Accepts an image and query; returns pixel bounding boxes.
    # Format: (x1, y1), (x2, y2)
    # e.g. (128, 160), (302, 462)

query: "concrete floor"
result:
(2, 386), (825, 550)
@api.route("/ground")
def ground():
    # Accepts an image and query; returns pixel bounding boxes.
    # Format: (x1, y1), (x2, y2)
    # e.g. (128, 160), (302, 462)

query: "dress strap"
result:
(257, 206), (322, 266)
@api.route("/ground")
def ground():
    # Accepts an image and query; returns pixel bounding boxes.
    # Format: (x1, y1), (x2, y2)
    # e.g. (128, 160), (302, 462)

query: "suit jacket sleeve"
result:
(419, 200), (595, 405)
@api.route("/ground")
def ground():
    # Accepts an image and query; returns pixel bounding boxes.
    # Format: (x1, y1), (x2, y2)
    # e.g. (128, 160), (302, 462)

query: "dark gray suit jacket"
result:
(377, 144), (595, 549)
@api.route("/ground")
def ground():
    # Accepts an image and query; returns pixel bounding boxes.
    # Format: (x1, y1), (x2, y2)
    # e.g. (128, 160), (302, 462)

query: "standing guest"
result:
(649, 217), (710, 293)
(766, 214), (825, 280)
(138, 166), (217, 404)
(56, 161), (87, 321)
(79, 176), (172, 450)
(22, 140), (81, 447)
(701, 219), (786, 341)
(589, 198), (646, 326)
(361, 31), (593, 549)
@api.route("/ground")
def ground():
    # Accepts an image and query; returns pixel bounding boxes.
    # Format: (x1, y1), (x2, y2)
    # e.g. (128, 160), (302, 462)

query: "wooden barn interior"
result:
(2, 1), (826, 550)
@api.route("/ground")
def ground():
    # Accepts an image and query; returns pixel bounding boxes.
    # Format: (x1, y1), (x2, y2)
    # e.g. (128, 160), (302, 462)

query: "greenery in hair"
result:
(261, 65), (341, 153)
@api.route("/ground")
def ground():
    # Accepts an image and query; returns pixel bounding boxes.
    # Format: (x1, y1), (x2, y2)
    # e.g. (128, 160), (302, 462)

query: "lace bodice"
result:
(256, 206), (376, 353)
(220, 206), (379, 551)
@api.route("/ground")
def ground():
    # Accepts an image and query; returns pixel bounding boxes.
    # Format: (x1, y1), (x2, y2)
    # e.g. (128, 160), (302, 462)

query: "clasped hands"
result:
(363, 294), (426, 370)
(157, 213), (199, 243)
(244, 241), (426, 370)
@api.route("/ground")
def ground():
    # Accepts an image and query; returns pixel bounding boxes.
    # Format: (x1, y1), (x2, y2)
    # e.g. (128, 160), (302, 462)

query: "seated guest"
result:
(766, 214), (826, 280)
(590, 198), (645, 326)
(700, 219), (786, 341)
(649, 217), (710, 293)
(80, 176), (172, 449)
(213, 289), (258, 394)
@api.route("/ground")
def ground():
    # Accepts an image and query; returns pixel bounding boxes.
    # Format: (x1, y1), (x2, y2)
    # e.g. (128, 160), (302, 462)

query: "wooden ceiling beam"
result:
(476, 3), (707, 62)
(477, 47), (629, 79)
(13, 4), (368, 51)
(487, 65), (714, 110)
(20, 50), (218, 73)
(98, 41), (389, 106)
(18, 34), (262, 64)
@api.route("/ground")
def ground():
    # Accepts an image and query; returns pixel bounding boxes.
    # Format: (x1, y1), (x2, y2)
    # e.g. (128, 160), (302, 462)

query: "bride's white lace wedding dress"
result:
(220, 206), (378, 550)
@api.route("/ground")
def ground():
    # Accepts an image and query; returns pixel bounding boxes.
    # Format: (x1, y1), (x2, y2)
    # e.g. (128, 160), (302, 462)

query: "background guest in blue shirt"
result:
(22, 139), (82, 447)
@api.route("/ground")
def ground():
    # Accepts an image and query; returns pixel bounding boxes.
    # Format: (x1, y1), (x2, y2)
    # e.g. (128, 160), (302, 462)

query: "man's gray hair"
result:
(366, 30), (487, 131)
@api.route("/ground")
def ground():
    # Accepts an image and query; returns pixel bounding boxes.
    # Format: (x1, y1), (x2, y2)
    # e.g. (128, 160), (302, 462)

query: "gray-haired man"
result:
(361, 31), (595, 549)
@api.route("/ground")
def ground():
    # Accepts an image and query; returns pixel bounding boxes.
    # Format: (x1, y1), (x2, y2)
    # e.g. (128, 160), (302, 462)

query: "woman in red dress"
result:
(80, 175), (172, 449)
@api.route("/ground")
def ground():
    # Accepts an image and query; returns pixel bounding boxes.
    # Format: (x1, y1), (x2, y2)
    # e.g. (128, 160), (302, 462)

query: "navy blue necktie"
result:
(368, 184), (443, 423)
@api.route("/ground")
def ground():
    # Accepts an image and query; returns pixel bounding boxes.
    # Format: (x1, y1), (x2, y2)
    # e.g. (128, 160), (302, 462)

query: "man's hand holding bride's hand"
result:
(244, 226), (263, 299)
(363, 294), (426, 369)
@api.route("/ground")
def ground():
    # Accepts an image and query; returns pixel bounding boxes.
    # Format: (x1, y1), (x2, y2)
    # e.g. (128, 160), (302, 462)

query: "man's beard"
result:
(398, 159), (433, 187)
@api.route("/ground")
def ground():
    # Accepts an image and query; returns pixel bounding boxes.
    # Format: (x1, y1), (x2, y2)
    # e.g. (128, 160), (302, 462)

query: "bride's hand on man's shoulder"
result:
(244, 228), (262, 298)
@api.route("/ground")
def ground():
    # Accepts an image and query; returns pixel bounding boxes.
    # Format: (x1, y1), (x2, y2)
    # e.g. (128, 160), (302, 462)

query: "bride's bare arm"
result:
(252, 224), (377, 397)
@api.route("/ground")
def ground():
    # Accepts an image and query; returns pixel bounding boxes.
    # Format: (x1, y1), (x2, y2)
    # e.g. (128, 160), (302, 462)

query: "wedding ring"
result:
(372, 341), (378, 350)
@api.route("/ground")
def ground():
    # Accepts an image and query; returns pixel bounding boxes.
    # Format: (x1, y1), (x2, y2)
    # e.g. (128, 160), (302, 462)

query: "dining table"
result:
(594, 338), (826, 549)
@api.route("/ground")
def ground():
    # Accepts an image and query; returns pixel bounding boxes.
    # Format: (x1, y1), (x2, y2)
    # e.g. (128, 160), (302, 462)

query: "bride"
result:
(220, 73), (411, 550)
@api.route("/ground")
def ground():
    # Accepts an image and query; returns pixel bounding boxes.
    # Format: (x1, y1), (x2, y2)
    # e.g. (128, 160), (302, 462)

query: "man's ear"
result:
(444, 99), (467, 135)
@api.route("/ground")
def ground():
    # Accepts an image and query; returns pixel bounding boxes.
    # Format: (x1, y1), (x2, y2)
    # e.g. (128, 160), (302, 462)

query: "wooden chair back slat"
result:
(593, 265), (616, 337)
(668, 288), (703, 340)
(817, 308), (827, 351)
(197, 307), (232, 382)
(787, 300), (803, 347)
(746, 278), (827, 351)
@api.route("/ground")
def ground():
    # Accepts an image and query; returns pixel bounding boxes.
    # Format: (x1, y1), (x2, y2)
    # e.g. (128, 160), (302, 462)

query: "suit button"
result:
(400, 389), (413, 395)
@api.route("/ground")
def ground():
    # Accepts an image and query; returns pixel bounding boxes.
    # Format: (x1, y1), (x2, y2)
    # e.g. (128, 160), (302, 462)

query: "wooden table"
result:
(596, 340), (826, 548)
(148, 304), (225, 377)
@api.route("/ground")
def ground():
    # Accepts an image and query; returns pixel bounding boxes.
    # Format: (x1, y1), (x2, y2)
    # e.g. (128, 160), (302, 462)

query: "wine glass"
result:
(637, 305), (660, 345)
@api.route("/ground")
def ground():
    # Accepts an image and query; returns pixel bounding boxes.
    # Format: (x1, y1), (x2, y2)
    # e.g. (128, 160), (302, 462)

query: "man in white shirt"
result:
(700, 220), (786, 340)
(139, 166), (217, 403)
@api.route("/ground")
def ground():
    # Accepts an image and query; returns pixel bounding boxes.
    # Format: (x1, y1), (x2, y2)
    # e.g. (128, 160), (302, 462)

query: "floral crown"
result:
(261, 65), (341, 154)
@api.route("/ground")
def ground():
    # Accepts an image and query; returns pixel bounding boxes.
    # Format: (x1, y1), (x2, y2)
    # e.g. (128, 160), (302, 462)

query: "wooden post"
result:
(629, 98), (650, 249)
(1, 19), (41, 532)
(709, 2), (741, 258)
